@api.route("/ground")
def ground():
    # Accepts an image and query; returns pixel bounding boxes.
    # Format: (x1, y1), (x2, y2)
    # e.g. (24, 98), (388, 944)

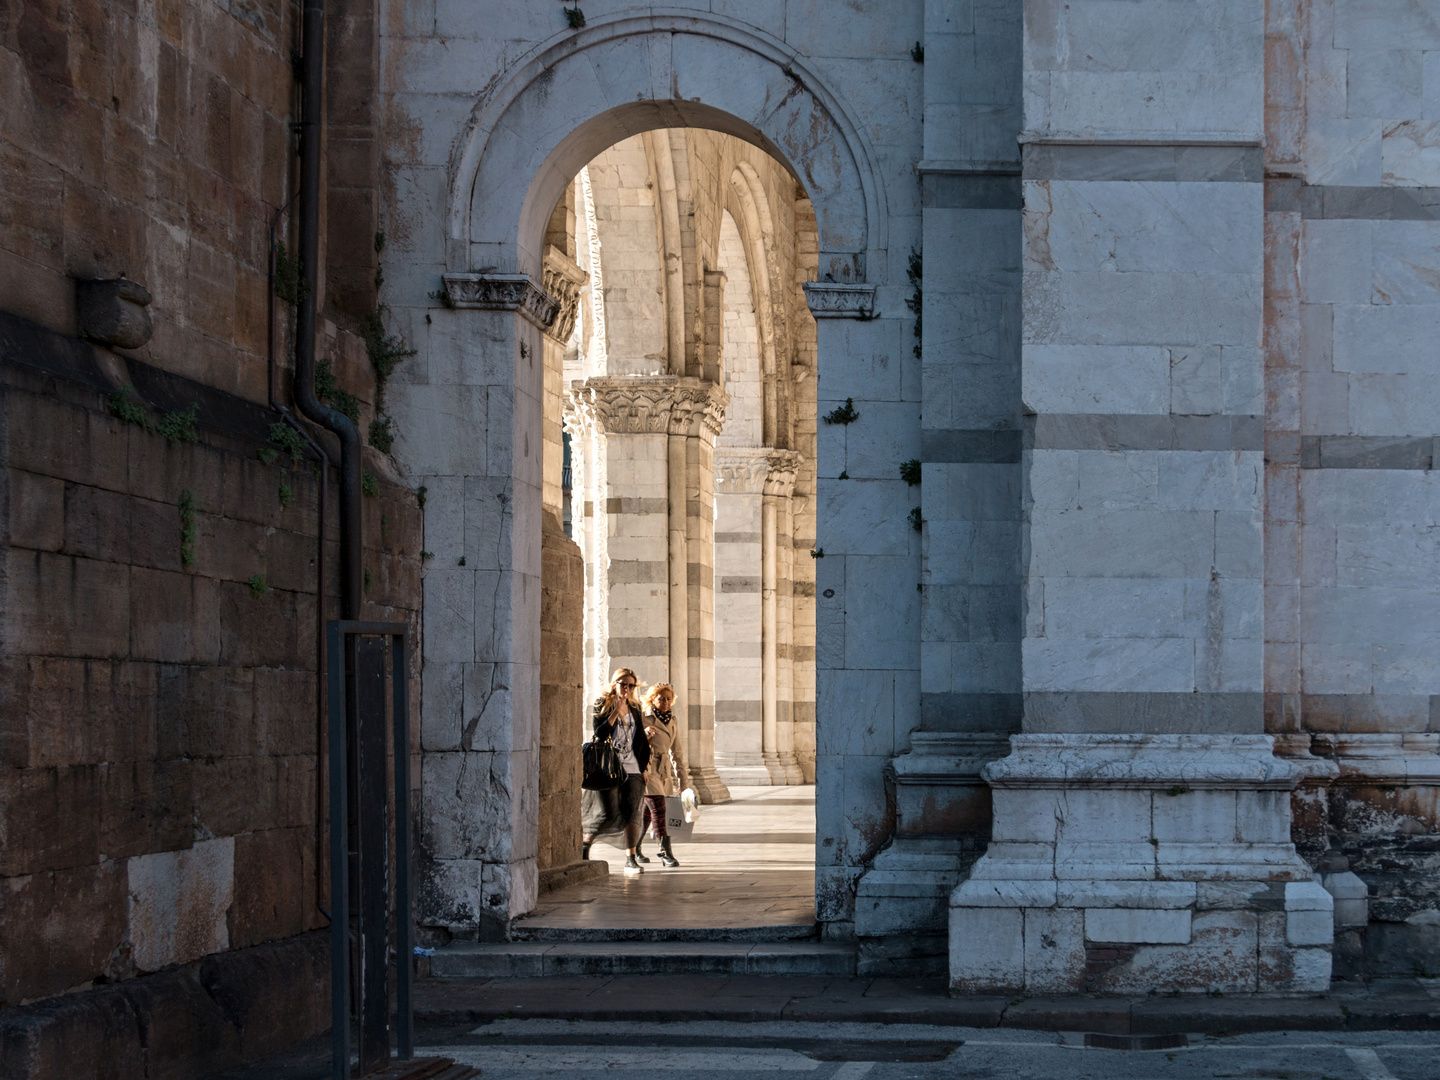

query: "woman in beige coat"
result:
(639, 683), (691, 867)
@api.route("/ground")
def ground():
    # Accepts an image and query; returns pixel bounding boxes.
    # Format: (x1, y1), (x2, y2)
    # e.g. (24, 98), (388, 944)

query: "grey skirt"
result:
(581, 773), (646, 838)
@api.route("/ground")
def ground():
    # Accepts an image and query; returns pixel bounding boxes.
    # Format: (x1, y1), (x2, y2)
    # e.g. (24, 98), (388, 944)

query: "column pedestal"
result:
(949, 734), (1333, 994)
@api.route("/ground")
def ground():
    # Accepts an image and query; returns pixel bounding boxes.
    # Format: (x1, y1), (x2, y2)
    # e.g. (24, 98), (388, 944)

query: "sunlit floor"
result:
(517, 786), (816, 931)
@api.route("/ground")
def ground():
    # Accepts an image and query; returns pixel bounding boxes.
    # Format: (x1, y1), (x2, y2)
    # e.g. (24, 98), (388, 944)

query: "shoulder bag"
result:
(581, 725), (625, 791)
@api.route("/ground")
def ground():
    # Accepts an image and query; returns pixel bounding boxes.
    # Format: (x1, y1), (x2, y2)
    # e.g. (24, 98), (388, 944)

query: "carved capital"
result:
(572, 375), (728, 438)
(542, 245), (588, 343)
(802, 281), (877, 319)
(762, 449), (804, 497)
(714, 448), (773, 494)
(562, 384), (599, 439)
(442, 272), (561, 330)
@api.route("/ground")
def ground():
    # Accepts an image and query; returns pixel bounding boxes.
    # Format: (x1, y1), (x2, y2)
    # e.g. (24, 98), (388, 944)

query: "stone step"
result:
(510, 921), (819, 943)
(430, 940), (856, 979)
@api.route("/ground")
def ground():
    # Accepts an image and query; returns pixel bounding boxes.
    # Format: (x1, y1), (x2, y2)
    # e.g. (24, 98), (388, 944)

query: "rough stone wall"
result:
(0, 322), (423, 1008)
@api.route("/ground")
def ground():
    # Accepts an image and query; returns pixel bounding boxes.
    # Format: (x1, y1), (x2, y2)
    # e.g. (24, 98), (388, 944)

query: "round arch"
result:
(448, 11), (887, 285)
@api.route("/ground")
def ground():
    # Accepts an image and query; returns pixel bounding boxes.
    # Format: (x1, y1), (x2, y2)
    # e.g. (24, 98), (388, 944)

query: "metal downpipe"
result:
(295, 0), (362, 621)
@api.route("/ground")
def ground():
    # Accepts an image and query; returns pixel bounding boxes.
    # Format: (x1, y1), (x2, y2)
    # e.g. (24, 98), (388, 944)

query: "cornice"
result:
(802, 281), (876, 319)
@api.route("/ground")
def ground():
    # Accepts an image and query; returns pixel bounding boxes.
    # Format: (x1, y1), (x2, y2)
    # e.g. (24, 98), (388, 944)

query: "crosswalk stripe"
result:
(1346, 1048), (1399, 1080)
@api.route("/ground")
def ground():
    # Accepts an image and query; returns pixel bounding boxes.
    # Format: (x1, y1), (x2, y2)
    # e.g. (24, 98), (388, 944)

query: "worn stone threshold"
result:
(415, 975), (1440, 1034)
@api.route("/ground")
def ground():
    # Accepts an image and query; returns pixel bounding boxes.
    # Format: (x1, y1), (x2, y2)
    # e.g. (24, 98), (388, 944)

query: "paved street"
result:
(415, 1019), (1440, 1079)
(520, 785), (816, 931)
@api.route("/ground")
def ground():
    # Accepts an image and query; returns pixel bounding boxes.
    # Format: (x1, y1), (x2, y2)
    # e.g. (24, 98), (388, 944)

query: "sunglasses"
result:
(618, 681), (636, 689)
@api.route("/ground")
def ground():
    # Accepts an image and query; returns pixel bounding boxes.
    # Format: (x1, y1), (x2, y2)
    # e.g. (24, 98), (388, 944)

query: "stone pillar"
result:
(764, 450), (805, 784)
(573, 375), (730, 803)
(714, 449), (770, 784)
(948, 3), (1333, 993)
(672, 382), (732, 804)
(562, 392), (610, 705)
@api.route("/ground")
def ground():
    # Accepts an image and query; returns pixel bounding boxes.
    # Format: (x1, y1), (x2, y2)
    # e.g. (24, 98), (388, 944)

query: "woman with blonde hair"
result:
(580, 668), (652, 874)
(639, 682), (690, 868)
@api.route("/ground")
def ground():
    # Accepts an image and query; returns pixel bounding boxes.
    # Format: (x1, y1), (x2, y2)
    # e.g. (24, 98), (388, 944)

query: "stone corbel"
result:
(802, 281), (876, 319)
(668, 380), (729, 439)
(542, 246), (588, 344)
(442, 272), (561, 331)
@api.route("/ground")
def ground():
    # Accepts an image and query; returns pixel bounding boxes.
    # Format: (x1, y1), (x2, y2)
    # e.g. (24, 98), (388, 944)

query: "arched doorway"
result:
(387, 14), (893, 942)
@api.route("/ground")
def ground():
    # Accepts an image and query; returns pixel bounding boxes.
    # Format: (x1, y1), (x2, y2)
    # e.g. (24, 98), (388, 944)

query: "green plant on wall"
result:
(900, 459), (922, 486)
(158, 404), (200, 445)
(906, 247), (922, 360)
(278, 481), (292, 508)
(315, 357), (360, 425)
(362, 308), (416, 455)
(823, 398), (860, 425)
(178, 488), (196, 568)
(268, 422), (306, 463)
(247, 574), (268, 598)
(361, 470), (379, 497)
(272, 241), (306, 305)
(108, 387), (152, 431)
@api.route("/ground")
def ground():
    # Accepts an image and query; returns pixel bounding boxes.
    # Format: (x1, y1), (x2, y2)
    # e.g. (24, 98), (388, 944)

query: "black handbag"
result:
(582, 732), (625, 790)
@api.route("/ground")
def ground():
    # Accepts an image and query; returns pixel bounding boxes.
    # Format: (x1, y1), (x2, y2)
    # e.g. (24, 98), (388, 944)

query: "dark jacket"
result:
(591, 698), (651, 775)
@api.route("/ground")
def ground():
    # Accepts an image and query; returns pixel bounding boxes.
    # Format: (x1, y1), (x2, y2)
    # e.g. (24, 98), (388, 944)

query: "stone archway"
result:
(389, 14), (887, 938)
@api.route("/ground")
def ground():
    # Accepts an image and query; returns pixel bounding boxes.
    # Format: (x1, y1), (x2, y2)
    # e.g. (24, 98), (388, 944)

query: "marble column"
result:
(764, 450), (805, 784)
(571, 375), (730, 803)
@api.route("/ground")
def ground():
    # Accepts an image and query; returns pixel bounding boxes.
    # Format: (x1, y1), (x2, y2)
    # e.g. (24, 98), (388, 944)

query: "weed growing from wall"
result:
(564, 5), (585, 28)
(900, 459), (922, 486)
(278, 481), (292, 508)
(823, 398), (859, 425)
(178, 489), (196, 568)
(268, 422), (306, 463)
(417, 485), (428, 509)
(909, 506), (923, 532)
(362, 308), (416, 455)
(315, 357), (360, 425)
(107, 387), (152, 431)
(361, 470), (379, 496)
(158, 404), (200, 445)
(273, 242), (306, 305)
(247, 574), (268, 598)
(906, 248), (922, 360)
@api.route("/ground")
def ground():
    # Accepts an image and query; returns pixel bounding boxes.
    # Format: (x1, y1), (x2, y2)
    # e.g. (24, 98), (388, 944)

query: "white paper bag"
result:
(663, 794), (695, 841)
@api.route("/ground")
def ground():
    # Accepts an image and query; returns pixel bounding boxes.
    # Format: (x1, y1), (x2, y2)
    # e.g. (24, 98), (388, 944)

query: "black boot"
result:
(634, 838), (651, 863)
(624, 852), (644, 874)
(659, 836), (679, 867)
(582, 841), (591, 860)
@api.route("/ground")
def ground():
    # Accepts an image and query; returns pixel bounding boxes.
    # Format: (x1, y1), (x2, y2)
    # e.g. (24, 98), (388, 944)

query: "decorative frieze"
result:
(442, 272), (561, 330)
(802, 281), (877, 319)
(542, 245), (588, 343)
(570, 375), (728, 438)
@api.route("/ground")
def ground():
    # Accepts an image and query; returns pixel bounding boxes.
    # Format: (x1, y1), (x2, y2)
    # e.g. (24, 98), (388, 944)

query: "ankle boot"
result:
(659, 836), (679, 867)
(624, 852), (644, 874)
(582, 841), (591, 860)
(633, 839), (651, 863)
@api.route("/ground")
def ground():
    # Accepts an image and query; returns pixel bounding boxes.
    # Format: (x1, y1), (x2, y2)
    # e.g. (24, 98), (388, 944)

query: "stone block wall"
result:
(0, 320), (422, 1011)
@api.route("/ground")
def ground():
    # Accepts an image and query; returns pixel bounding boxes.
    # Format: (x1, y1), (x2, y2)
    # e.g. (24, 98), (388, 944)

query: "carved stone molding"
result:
(714, 448), (773, 493)
(802, 281), (877, 319)
(542, 245), (588, 343)
(442, 272), (561, 330)
(571, 375), (728, 438)
(763, 449), (804, 497)
(562, 384), (599, 439)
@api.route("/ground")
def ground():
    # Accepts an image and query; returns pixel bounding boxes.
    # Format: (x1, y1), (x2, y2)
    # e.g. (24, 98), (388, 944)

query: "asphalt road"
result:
(415, 1019), (1440, 1079)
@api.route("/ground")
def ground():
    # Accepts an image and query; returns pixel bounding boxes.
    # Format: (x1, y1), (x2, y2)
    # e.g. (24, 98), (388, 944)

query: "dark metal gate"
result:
(326, 621), (477, 1080)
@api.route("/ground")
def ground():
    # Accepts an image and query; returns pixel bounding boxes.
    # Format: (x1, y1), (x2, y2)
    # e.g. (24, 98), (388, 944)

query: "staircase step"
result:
(510, 922), (819, 943)
(431, 940), (856, 978)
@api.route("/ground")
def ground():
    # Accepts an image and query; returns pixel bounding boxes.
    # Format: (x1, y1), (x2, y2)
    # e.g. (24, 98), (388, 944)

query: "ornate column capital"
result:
(763, 449), (804, 497)
(542, 245), (588, 343)
(714, 447), (773, 494)
(713, 447), (805, 496)
(568, 375), (728, 438)
(562, 384), (599, 438)
(441, 272), (561, 330)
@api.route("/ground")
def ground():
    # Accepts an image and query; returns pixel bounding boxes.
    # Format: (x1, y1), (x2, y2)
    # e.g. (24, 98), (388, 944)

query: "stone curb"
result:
(415, 976), (1440, 1035)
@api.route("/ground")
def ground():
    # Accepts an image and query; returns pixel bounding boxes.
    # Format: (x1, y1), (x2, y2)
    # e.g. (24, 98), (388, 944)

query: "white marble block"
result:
(950, 734), (1334, 993)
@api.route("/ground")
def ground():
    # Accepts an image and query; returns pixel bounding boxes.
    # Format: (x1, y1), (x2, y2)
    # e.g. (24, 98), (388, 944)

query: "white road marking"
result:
(424, 1045), (822, 1071)
(1346, 1047), (1399, 1080)
(831, 1064), (876, 1079)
